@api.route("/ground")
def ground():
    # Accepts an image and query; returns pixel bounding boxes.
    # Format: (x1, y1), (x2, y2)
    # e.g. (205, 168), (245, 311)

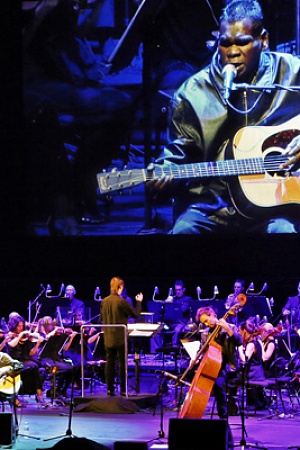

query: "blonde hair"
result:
(110, 277), (124, 295)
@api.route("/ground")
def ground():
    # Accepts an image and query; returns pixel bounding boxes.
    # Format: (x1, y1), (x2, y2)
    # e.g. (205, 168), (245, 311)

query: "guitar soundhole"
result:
(264, 151), (286, 177)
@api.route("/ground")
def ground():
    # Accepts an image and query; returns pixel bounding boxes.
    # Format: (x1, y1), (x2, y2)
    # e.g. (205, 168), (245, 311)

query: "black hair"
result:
(8, 315), (26, 332)
(220, 0), (264, 37)
(235, 279), (245, 288)
(174, 280), (185, 288)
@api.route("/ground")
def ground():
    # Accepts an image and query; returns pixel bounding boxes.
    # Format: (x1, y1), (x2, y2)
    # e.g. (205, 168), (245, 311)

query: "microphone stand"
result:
(44, 363), (77, 442)
(234, 350), (267, 450)
(27, 284), (45, 324)
(150, 302), (168, 442)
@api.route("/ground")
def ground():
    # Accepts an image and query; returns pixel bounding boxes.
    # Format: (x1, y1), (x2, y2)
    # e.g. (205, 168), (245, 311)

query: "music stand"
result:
(39, 334), (69, 361)
(102, 0), (168, 228)
(39, 334), (71, 407)
(242, 296), (273, 321)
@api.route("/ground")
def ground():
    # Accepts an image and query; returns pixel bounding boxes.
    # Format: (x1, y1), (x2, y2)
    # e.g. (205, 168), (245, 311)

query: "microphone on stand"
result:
(222, 64), (237, 100)
(46, 283), (65, 298)
(213, 285), (219, 299)
(152, 286), (159, 301)
(247, 282), (268, 296)
(58, 283), (65, 297)
(45, 284), (52, 297)
(196, 286), (202, 301)
(246, 282), (255, 295)
(166, 287), (173, 300)
(94, 287), (102, 302)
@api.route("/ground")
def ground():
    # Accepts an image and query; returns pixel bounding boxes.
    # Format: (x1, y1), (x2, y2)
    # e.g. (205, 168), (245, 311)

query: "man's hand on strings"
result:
(280, 135), (300, 169)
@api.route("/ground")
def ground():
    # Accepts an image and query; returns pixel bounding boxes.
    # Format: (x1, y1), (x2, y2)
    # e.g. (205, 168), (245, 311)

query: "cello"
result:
(179, 294), (247, 419)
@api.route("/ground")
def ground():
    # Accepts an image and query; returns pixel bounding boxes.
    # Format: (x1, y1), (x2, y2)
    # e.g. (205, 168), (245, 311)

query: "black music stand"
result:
(242, 296), (273, 321)
(39, 334), (69, 361)
(39, 334), (71, 407)
(104, 0), (167, 229)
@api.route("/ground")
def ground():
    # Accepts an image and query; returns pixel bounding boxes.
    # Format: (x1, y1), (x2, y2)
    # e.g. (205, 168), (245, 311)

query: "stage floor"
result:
(4, 372), (300, 450)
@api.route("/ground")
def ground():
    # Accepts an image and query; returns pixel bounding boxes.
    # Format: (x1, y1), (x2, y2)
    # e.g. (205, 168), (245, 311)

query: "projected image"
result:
(22, 0), (300, 236)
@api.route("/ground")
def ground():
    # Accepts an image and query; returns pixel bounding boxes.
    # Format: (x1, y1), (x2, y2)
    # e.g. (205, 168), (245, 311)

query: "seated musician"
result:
(7, 314), (45, 405)
(167, 280), (193, 347)
(282, 281), (300, 330)
(197, 306), (243, 418)
(37, 316), (75, 398)
(260, 322), (283, 378)
(0, 329), (11, 352)
(238, 319), (266, 409)
(225, 280), (247, 326)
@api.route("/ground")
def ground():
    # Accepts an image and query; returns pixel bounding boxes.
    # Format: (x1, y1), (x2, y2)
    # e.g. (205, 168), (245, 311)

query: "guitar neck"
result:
(153, 158), (265, 181)
(97, 153), (287, 194)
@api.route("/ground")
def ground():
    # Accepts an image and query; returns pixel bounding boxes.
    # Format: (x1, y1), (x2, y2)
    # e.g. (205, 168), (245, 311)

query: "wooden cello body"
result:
(179, 340), (222, 418)
(179, 295), (246, 419)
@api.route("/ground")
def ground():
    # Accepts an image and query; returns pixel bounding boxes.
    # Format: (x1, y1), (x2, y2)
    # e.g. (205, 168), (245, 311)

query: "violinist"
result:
(0, 327), (11, 352)
(260, 322), (281, 378)
(61, 311), (90, 390)
(7, 314), (45, 405)
(197, 306), (243, 419)
(37, 316), (74, 398)
(238, 319), (266, 410)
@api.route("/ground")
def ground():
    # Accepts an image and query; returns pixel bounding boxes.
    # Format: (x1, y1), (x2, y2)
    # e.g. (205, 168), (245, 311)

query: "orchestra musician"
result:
(7, 314), (45, 405)
(282, 281), (300, 329)
(238, 319), (266, 410)
(37, 316), (75, 398)
(225, 279), (246, 326)
(167, 280), (193, 347)
(260, 322), (281, 378)
(197, 306), (243, 418)
(55, 284), (86, 327)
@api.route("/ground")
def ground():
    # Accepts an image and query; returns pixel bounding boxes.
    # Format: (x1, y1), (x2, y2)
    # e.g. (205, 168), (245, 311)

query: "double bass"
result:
(179, 294), (247, 419)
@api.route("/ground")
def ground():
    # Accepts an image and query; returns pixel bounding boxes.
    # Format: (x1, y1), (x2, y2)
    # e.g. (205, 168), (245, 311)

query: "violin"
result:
(17, 331), (44, 343)
(260, 325), (283, 342)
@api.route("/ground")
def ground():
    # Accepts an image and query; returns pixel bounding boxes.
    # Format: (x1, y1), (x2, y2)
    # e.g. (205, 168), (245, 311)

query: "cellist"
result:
(197, 306), (243, 418)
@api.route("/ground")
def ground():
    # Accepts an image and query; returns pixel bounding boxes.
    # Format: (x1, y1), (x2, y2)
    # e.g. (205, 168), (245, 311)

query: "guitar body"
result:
(230, 116), (300, 218)
(179, 341), (222, 419)
(0, 366), (21, 395)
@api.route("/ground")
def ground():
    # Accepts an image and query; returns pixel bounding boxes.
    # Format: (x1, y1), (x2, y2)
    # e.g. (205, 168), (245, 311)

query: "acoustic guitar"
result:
(0, 366), (21, 395)
(97, 115), (300, 218)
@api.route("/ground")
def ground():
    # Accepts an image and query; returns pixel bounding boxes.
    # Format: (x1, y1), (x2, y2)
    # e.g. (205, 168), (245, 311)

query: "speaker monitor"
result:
(0, 412), (14, 446)
(114, 442), (148, 450)
(168, 418), (231, 450)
